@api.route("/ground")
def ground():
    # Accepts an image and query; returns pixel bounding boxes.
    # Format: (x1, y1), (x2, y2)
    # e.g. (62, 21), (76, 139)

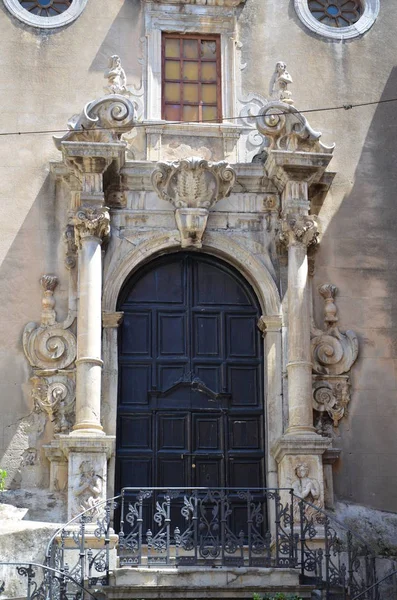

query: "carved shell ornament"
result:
(151, 157), (236, 210)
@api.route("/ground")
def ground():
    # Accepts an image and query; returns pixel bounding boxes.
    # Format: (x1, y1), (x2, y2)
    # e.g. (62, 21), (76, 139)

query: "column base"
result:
(71, 422), (105, 436)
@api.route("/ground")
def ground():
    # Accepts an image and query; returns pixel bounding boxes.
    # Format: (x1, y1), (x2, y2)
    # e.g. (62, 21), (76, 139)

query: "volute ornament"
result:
(152, 157), (236, 248)
(23, 277), (77, 371)
(313, 377), (350, 428)
(311, 284), (358, 376)
(54, 94), (135, 148)
(72, 207), (111, 245)
(31, 373), (76, 434)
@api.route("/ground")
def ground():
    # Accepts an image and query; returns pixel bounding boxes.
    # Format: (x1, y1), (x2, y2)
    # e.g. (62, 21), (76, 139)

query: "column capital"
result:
(280, 213), (318, 248)
(257, 315), (282, 336)
(102, 311), (124, 328)
(72, 207), (110, 246)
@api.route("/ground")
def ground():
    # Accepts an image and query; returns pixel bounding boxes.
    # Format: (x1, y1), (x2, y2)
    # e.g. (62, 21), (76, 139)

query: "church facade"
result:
(0, 0), (396, 597)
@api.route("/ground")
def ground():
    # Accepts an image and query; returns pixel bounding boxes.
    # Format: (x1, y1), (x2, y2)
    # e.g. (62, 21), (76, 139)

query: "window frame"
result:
(294, 0), (379, 39)
(162, 33), (223, 124)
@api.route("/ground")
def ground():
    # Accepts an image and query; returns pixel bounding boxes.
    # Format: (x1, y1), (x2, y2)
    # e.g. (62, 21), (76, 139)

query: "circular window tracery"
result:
(294, 0), (379, 40)
(308, 0), (361, 28)
(3, 0), (87, 28)
(19, 0), (72, 17)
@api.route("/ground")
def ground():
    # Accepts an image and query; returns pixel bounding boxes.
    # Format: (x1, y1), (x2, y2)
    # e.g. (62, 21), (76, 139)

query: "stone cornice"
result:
(265, 150), (334, 193)
(272, 434), (332, 464)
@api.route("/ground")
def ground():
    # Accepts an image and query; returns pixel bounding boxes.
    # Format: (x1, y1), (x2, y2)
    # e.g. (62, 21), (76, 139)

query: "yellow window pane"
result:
(183, 83), (199, 103)
(164, 105), (180, 121)
(202, 106), (218, 122)
(165, 60), (180, 80)
(165, 38), (180, 58)
(201, 62), (217, 82)
(183, 105), (199, 122)
(183, 39), (198, 59)
(183, 62), (199, 81)
(201, 40), (217, 59)
(202, 84), (217, 104)
(164, 82), (180, 103)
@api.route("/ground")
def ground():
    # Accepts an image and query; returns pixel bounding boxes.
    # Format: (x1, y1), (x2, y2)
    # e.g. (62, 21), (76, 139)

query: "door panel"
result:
(116, 253), (265, 496)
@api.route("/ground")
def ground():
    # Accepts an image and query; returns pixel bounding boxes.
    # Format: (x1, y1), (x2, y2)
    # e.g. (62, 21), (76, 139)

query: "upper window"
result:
(3, 0), (87, 28)
(162, 34), (222, 123)
(294, 0), (379, 39)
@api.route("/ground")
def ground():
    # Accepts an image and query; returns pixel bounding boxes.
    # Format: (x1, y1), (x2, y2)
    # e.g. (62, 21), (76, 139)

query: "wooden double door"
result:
(116, 253), (265, 492)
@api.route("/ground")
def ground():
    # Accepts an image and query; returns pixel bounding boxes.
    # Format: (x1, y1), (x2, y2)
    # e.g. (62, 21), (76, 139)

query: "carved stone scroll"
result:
(152, 157), (236, 248)
(23, 276), (77, 371)
(311, 284), (358, 431)
(311, 284), (358, 376)
(31, 372), (76, 434)
(53, 94), (135, 148)
(72, 207), (111, 246)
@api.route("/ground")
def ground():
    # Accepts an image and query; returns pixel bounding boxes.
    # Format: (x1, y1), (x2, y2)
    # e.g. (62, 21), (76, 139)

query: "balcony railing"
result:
(0, 487), (393, 600)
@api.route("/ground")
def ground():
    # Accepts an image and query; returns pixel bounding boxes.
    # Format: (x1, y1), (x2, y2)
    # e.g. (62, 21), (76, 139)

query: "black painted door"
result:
(116, 253), (265, 492)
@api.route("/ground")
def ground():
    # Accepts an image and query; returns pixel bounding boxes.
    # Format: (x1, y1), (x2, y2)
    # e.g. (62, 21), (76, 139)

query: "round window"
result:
(308, 0), (361, 27)
(294, 0), (379, 39)
(19, 0), (73, 17)
(3, 0), (88, 28)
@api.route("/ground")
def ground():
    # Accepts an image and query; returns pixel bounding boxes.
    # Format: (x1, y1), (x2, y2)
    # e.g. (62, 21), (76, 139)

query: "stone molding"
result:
(3, 0), (88, 29)
(54, 95), (135, 149)
(272, 434), (331, 464)
(151, 157), (236, 247)
(257, 315), (282, 337)
(294, 0), (380, 40)
(23, 276), (77, 371)
(102, 312), (124, 329)
(144, 0), (245, 4)
(72, 207), (111, 246)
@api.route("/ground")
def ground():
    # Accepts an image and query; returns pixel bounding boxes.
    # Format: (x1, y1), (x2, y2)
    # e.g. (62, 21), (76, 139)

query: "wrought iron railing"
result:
(17, 487), (392, 600)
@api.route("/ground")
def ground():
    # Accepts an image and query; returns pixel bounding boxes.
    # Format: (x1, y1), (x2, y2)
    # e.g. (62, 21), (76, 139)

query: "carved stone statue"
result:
(104, 55), (127, 95)
(270, 61), (294, 105)
(75, 460), (103, 514)
(292, 463), (322, 520)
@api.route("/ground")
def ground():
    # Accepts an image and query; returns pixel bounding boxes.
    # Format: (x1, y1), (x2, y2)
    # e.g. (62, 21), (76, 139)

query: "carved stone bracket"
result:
(54, 95), (135, 148)
(311, 284), (358, 432)
(31, 371), (76, 434)
(152, 157), (236, 248)
(23, 276), (77, 371)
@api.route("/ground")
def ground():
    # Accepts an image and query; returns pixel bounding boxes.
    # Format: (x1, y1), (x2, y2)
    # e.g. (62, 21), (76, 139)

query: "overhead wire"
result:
(0, 95), (396, 138)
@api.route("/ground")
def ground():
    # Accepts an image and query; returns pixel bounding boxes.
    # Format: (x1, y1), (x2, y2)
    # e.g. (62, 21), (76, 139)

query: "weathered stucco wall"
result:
(0, 0), (396, 519)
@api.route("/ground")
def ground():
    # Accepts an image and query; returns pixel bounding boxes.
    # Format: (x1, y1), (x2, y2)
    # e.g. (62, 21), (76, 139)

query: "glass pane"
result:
(164, 105), (180, 121)
(183, 105), (199, 122)
(183, 39), (199, 59)
(183, 83), (199, 103)
(183, 62), (199, 81)
(164, 82), (180, 103)
(202, 106), (218, 122)
(201, 40), (217, 59)
(165, 61), (180, 80)
(201, 62), (217, 82)
(202, 84), (217, 104)
(165, 38), (180, 58)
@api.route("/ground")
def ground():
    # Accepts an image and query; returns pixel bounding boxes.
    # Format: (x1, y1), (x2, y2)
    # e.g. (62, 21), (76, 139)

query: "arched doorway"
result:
(116, 252), (265, 492)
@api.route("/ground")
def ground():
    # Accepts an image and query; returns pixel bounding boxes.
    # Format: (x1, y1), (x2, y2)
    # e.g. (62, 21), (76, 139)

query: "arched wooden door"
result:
(116, 252), (265, 492)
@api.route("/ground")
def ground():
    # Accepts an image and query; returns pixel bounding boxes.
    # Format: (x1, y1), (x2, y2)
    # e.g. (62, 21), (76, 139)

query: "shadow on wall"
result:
(315, 66), (397, 512)
(0, 173), (68, 490)
(89, 0), (143, 76)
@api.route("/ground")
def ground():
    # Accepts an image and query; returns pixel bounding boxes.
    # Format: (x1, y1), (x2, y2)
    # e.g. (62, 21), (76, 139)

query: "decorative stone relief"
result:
(23, 276), (77, 371)
(31, 372), (76, 434)
(64, 225), (77, 270)
(75, 460), (104, 514)
(311, 284), (358, 376)
(53, 95), (135, 148)
(292, 462), (323, 519)
(280, 214), (319, 248)
(151, 157), (236, 247)
(311, 284), (358, 432)
(72, 207), (111, 246)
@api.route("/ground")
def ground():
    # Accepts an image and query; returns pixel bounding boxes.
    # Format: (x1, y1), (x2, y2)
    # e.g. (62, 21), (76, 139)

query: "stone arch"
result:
(103, 231), (281, 317)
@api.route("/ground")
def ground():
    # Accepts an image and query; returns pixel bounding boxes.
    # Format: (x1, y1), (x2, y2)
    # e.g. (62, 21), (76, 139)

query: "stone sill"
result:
(144, 121), (243, 139)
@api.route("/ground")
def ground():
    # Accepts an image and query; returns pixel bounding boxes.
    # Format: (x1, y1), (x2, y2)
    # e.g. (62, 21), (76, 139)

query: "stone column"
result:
(281, 212), (318, 435)
(72, 206), (110, 434)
